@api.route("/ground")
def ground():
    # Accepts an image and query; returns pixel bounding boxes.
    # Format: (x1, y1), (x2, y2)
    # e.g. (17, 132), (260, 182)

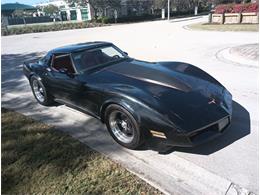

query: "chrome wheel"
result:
(32, 79), (45, 103)
(108, 110), (135, 144)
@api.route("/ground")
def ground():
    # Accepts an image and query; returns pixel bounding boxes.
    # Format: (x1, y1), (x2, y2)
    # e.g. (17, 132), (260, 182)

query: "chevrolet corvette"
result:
(23, 41), (232, 149)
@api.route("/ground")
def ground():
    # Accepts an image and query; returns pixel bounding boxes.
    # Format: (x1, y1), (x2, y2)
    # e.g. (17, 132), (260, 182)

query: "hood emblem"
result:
(208, 98), (216, 105)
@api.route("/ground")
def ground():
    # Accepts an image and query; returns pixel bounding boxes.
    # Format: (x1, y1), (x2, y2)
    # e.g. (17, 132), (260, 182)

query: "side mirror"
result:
(124, 52), (128, 56)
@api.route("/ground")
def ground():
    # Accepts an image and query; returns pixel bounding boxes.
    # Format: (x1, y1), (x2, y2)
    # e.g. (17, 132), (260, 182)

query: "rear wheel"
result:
(30, 76), (53, 106)
(105, 104), (143, 149)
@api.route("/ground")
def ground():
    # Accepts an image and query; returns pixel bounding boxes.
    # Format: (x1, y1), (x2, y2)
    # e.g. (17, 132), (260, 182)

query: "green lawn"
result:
(1, 108), (162, 194)
(187, 23), (259, 32)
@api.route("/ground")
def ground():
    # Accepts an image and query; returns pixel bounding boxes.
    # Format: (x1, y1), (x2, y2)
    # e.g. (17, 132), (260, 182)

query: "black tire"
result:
(105, 104), (144, 149)
(30, 76), (54, 106)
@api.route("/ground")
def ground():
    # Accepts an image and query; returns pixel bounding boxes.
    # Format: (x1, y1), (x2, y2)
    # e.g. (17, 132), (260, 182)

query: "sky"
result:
(1, 0), (47, 5)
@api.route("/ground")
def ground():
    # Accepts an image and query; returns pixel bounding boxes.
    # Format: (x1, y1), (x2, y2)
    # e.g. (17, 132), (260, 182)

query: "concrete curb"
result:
(2, 92), (256, 195)
(169, 16), (203, 23)
(216, 47), (258, 68)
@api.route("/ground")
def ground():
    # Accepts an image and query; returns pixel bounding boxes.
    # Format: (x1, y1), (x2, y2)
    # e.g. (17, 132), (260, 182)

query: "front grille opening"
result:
(190, 123), (219, 143)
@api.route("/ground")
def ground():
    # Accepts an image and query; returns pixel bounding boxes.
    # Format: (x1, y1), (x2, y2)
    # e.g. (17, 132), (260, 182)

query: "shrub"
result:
(101, 16), (110, 24)
(215, 4), (230, 14)
(214, 2), (259, 14)
(232, 4), (246, 13)
(2, 21), (109, 36)
(1, 28), (8, 36)
(246, 2), (259, 12)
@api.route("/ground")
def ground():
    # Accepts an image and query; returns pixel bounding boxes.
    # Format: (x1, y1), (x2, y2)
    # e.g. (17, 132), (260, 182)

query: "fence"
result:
(7, 16), (54, 26)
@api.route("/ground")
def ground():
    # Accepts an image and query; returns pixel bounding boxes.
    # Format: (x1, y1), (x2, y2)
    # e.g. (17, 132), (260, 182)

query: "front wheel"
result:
(30, 76), (53, 106)
(105, 104), (144, 149)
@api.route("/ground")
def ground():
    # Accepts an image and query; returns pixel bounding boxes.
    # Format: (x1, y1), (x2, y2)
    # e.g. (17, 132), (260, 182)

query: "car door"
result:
(44, 53), (100, 116)
(44, 53), (83, 104)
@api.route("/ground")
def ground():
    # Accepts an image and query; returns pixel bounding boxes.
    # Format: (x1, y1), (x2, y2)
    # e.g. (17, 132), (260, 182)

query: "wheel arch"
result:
(29, 73), (42, 83)
(100, 97), (142, 124)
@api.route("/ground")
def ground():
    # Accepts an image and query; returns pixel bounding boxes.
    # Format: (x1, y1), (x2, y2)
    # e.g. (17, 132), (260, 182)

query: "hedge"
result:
(98, 11), (202, 24)
(94, 14), (160, 24)
(2, 21), (108, 36)
(2, 15), (160, 35)
(214, 2), (258, 14)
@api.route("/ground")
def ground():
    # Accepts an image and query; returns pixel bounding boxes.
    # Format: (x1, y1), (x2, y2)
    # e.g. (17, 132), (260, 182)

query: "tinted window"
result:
(52, 54), (75, 74)
(72, 46), (126, 72)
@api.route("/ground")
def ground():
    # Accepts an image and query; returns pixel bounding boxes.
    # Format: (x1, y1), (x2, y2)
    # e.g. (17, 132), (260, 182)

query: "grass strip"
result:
(187, 23), (259, 32)
(1, 108), (162, 194)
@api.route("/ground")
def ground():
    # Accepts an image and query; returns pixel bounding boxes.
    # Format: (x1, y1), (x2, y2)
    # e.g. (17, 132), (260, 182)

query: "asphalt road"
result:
(1, 16), (259, 194)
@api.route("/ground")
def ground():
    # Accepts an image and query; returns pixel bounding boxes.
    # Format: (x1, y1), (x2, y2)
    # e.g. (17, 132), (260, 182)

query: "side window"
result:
(52, 54), (75, 74)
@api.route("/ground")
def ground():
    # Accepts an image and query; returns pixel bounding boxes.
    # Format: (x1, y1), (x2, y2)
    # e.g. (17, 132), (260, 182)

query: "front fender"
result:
(100, 95), (143, 124)
(99, 92), (180, 134)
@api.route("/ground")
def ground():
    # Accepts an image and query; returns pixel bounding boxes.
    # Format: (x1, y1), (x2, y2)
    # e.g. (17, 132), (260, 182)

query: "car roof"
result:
(51, 41), (113, 54)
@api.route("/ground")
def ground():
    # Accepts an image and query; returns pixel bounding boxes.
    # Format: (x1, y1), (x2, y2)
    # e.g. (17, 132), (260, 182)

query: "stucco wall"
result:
(211, 13), (258, 24)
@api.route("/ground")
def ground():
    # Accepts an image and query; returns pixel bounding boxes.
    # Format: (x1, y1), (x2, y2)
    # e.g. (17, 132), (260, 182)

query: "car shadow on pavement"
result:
(1, 53), (45, 94)
(146, 100), (251, 155)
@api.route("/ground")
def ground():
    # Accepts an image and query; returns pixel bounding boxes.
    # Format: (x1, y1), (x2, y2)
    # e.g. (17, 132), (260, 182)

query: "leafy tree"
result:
(13, 9), (25, 17)
(211, 0), (237, 5)
(66, 0), (89, 6)
(12, 9), (34, 18)
(127, 0), (154, 15)
(152, 0), (168, 9)
(90, 0), (121, 18)
(43, 4), (59, 16)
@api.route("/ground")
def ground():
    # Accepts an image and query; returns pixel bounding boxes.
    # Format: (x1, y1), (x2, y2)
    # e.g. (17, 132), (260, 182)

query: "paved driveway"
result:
(2, 16), (258, 194)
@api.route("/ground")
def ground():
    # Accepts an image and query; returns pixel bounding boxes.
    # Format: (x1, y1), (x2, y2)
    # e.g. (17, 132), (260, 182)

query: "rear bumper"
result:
(154, 116), (231, 147)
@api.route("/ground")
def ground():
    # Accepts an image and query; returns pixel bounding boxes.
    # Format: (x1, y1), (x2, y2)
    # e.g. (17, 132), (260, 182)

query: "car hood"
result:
(104, 59), (232, 132)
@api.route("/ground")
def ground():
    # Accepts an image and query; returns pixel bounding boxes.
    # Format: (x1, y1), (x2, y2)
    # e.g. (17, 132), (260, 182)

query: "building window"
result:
(70, 10), (77, 20)
(81, 9), (88, 20)
(61, 11), (67, 21)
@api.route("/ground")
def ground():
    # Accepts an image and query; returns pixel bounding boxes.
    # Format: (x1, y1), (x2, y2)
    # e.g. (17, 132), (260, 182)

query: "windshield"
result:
(38, 52), (52, 66)
(72, 46), (127, 73)
(38, 56), (47, 65)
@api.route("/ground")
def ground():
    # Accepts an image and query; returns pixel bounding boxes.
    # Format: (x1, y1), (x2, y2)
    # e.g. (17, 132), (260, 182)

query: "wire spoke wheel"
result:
(108, 110), (135, 144)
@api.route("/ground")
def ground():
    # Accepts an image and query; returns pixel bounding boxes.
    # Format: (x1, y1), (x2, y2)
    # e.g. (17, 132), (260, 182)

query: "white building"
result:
(34, 0), (92, 21)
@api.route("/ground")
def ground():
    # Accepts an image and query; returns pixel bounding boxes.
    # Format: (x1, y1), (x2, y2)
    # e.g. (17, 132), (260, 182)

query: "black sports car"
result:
(23, 41), (232, 149)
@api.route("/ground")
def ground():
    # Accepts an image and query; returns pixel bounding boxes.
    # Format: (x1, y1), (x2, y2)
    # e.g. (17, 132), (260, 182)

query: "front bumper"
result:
(156, 116), (231, 147)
